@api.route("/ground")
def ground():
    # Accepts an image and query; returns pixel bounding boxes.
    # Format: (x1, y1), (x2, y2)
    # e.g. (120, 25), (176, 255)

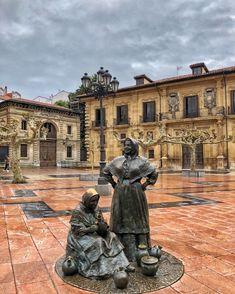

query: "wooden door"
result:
(182, 144), (203, 169)
(40, 123), (57, 167)
(40, 140), (56, 167)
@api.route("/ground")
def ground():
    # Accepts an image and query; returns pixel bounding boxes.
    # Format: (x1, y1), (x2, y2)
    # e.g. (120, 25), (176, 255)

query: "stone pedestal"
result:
(33, 161), (40, 167)
(182, 169), (205, 177)
(79, 174), (99, 181)
(95, 183), (113, 196)
(217, 155), (225, 170)
(161, 156), (168, 169)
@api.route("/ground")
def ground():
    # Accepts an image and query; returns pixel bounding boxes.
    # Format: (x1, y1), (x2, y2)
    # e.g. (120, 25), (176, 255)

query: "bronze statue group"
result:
(64, 138), (158, 279)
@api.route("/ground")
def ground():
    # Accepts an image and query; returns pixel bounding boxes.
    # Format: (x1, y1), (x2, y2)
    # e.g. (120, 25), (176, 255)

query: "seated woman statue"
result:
(65, 188), (134, 279)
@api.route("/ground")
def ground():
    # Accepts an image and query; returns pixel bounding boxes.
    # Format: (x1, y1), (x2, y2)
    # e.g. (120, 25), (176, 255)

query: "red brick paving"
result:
(0, 167), (235, 293)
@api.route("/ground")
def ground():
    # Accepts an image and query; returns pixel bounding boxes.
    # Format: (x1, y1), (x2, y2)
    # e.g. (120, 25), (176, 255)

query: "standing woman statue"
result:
(103, 138), (158, 261)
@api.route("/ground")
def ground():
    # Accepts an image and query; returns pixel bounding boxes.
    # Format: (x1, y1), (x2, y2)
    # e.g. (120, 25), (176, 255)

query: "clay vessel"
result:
(62, 256), (78, 276)
(135, 244), (149, 266)
(113, 267), (128, 289)
(149, 245), (162, 259)
(140, 256), (159, 276)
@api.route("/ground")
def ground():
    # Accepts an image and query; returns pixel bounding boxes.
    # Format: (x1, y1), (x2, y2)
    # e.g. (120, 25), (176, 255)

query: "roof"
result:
(0, 97), (78, 115)
(118, 64), (235, 93)
(0, 93), (13, 99)
(69, 64), (235, 100)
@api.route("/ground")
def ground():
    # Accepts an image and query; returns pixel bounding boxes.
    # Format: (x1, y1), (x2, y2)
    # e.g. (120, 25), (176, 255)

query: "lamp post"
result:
(81, 67), (119, 194)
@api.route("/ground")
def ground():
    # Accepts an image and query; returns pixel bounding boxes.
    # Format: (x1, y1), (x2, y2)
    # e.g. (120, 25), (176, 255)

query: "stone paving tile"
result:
(187, 268), (235, 294)
(13, 261), (49, 285)
(0, 168), (235, 293)
(11, 246), (42, 264)
(0, 281), (17, 294)
(0, 262), (14, 284)
(17, 280), (57, 294)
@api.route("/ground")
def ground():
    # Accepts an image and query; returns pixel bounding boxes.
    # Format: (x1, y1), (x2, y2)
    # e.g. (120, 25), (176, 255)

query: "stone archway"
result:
(40, 122), (57, 167)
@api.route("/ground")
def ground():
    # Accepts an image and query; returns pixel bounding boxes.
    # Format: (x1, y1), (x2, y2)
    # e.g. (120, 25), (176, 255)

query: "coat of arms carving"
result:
(204, 88), (216, 114)
(168, 93), (179, 119)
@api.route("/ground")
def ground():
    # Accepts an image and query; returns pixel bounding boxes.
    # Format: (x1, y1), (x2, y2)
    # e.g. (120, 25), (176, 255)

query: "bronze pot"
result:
(141, 256), (159, 276)
(135, 244), (149, 266)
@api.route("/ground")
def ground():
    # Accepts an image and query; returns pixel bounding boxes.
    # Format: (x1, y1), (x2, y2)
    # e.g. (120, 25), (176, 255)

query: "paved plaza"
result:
(0, 167), (235, 293)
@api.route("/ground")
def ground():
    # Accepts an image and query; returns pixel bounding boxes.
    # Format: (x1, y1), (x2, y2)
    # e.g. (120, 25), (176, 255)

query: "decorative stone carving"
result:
(168, 93), (179, 119)
(215, 106), (225, 116)
(161, 112), (169, 120)
(204, 88), (216, 115)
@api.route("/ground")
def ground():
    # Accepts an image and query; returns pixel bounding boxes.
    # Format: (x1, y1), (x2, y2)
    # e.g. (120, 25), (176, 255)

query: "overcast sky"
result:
(1, 0), (235, 99)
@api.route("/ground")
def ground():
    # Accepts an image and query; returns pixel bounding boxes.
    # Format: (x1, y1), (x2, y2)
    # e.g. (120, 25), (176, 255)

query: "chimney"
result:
(190, 63), (209, 75)
(134, 74), (153, 86)
(4, 86), (7, 95)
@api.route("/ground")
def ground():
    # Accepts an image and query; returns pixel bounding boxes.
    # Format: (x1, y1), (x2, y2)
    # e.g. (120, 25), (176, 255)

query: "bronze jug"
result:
(149, 245), (162, 259)
(113, 267), (128, 289)
(62, 256), (77, 276)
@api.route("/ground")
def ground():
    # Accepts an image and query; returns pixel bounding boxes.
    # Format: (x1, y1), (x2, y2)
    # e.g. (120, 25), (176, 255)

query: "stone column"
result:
(160, 120), (168, 169)
(33, 140), (40, 167)
(216, 115), (225, 170)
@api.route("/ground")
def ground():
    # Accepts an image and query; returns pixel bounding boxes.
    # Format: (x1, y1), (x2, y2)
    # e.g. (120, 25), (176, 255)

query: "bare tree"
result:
(0, 114), (47, 183)
(158, 123), (231, 171)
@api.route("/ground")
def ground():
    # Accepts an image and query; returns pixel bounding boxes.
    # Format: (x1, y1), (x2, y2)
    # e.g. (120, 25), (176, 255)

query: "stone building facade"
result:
(0, 98), (80, 167)
(78, 63), (235, 172)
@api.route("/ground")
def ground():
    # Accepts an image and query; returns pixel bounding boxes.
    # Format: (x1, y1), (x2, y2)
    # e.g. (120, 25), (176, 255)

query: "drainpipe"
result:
(155, 84), (162, 168)
(223, 72), (229, 169)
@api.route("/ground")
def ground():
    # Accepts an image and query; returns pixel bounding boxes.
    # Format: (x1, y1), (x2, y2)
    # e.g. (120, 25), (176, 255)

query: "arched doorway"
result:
(40, 123), (57, 167)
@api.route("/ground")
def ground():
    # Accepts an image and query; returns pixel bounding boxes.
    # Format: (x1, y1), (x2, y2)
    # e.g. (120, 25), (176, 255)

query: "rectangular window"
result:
(67, 146), (72, 158)
(95, 108), (106, 127)
(184, 96), (198, 118)
(231, 91), (235, 114)
(120, 133), (126, 139)
(20, 144), (28, 157)
(143, 101), (156, 122)
(67, 125), (72, 134)
(116, 105), (128, 125)
(192, 67), (202, 75)
(148, 149), (154, 159)
(21, 120), (27, 130)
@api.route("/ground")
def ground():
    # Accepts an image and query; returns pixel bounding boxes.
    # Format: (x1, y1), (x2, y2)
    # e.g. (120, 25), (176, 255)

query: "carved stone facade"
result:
(0, 99), (80, 167)
(77, 63), (235, 171)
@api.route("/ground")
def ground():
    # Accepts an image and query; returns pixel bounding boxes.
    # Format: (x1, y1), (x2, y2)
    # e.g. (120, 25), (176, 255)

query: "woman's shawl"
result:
(70, 204), (101, 229)
(103, 155), (156, 183)
(68, 205), (124, 264)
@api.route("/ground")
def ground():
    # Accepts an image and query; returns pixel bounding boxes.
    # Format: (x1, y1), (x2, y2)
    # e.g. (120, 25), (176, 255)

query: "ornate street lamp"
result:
(81, 67), (119, 193)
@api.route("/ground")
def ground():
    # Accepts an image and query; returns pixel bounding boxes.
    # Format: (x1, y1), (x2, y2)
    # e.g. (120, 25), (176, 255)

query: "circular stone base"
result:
(55, 251), (184, 293)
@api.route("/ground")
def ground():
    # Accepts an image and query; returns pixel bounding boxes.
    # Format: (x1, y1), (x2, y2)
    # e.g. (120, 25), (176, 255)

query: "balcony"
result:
(140, 114), (159, 124)
(91, 120), (107, 128)
(113, 117), (131, 126)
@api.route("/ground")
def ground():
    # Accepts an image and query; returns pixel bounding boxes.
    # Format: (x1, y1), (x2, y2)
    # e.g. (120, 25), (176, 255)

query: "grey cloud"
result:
(0, 0), (235, 98)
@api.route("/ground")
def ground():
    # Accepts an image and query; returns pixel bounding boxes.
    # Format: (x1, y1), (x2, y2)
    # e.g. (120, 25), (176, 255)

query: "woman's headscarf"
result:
(124, 137), (139, 158)
(81, 188), (100, 208)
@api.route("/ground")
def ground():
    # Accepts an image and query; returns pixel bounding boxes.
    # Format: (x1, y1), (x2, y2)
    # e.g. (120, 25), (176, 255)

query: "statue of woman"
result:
(103, 138), (158, 261)
(65, 188), (133, 279)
